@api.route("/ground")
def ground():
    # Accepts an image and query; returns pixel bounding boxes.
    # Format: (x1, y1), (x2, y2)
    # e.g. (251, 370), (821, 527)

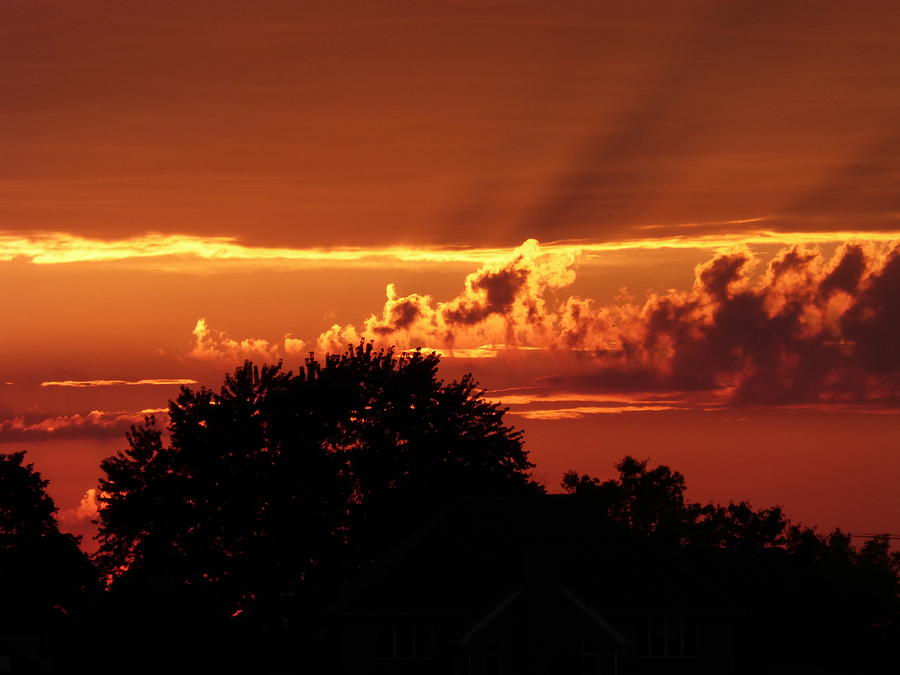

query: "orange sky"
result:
(2, 0), (899, 543)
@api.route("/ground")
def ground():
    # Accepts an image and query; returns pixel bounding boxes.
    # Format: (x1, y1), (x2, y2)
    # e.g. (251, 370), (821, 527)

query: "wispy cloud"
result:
(407, 345), (548, 360)
(0, 409), (166, 442)
(487, 391), (677, 406)
(509, 405), (681, 420)
(41, 379), (197, 388)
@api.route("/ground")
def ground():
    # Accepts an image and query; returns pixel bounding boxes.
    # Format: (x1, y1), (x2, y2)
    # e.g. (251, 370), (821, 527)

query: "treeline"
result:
(0, 343), (897, 673)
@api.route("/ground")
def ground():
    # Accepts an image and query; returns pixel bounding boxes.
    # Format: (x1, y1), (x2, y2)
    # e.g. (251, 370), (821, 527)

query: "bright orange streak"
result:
(41, 379), (198, 387)
(509, 405), (681, 420)
(0, 232), (512, 266)
(489, 392), (675, 406)
(576, 230), (900, 254)
(2, 230), (899, 269)
(406, 345), (547, 359)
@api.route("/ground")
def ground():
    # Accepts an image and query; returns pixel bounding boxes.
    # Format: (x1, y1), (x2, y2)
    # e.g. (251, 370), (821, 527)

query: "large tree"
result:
(95, 342), (539, 616)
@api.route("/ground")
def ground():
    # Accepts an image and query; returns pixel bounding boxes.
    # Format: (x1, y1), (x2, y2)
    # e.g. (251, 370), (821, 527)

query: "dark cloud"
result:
(842, 248), (900, 374)
(443, 267), (529, 325)
(516, 0), (827, 241)
(613, 244), (900, 404)
(5, 2), (900, 246)
(785, 134), (900, 228)
(0, 409), (167, 443)
(819, 244), (866, 298)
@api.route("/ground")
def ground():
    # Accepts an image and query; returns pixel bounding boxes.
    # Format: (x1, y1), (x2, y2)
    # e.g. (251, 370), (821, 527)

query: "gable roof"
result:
(456, 584), (628, 647)
(330, 494), (737, 620)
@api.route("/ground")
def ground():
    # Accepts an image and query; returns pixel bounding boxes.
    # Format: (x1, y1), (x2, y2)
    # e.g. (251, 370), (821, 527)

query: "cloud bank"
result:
(317, 239), (900, 408)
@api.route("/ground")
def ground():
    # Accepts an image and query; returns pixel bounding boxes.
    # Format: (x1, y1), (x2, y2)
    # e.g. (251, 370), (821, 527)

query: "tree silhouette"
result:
(563, 456), (696, 541)
(95, 342), (540, 619)
(562, 456), (797, 548)
(0, 451), (96, 615)
(0, 451), (97, 671)
(564, 456), (900, 672)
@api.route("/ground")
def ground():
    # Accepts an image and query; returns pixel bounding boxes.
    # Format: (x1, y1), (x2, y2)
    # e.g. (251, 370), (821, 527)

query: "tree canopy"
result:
(95, 342), (540, 616)
(563, 456), (899, 672)
(0, 451), (96, 622)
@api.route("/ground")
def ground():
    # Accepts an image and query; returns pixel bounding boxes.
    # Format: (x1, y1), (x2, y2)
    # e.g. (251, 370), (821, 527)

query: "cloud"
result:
(621, 243), (900, 404)
(0, 409), (166, 442)
(515, 0), (825, 241)
(189, 318), (306, 364)
(487, 390), (679, 407)
(3, 230), (900, 270)
(317, 238), (900, 407)
(317, 239), (580, 352)
(58, 488), (104, 527)
(41, 379), (197, 388)
(509, 405), (681, 420)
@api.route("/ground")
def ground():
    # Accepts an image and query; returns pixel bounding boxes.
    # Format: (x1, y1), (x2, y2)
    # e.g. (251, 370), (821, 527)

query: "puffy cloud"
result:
(189, 318), (306, 364)
(316, 239), (900, 407)
(317, 239), (582, 352)
(0, 409), (166, 442)
(283, 336), (308, 357)
(58, 488), (104, 526)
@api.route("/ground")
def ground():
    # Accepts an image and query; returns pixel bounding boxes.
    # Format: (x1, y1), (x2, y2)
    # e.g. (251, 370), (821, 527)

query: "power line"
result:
(847, 532), (900, 540)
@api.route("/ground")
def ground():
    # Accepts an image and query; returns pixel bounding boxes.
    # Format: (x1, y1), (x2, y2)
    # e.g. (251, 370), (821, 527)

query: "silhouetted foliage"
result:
(0, 452), (96, 618)
(562, 456), (697, 541)
(563, 456), (900, 673)
(95, 342), (540, 620)
(562, 457), (806, 549)
(6, 341), (891, 673)
(0, 452), (97, 672)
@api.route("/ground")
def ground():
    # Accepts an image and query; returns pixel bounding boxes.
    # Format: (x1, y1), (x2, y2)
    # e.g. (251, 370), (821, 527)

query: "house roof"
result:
(455, 584), (629, 647)
(331, 494), (738, 622)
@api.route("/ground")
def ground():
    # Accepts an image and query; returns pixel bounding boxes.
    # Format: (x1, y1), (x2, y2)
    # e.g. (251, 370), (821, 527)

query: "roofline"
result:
(329, 495), (482, 615)
(457, 586), (524, 646)
(560, 586), (629, 646)
(457, 585), (632, 648)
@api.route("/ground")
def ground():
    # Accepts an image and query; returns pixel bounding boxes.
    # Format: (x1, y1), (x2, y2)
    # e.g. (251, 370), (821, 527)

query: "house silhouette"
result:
(325, 495), (739, 674)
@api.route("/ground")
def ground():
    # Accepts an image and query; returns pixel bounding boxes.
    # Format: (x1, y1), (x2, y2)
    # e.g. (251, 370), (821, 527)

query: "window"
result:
(375, 621), (433, 660)
(377, 623), (394, 659)
(484, 640), (501, 675)
(397, 621), (413, 659)
(634, 617), (698, 658)
(581, 640), (600, 675)
(415, 621), (434, 658)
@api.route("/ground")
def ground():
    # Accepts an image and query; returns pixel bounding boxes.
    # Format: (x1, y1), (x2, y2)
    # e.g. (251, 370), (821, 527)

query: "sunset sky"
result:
(3, 0), (899, 543)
